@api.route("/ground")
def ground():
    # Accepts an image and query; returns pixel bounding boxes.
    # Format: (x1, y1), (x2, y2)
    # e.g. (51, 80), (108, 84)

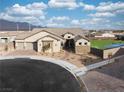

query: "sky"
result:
(0, 0), (124, 30)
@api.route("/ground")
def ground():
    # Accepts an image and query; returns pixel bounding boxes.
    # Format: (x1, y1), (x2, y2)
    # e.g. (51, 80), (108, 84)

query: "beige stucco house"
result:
(95, 32), (115, 38)
(0, 28), (90, 54)
(15, 30), (64, 53)
(74, 35), (90, 54)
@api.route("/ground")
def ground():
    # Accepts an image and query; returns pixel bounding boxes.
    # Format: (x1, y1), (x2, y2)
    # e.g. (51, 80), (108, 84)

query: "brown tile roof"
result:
(0, 28), (88, 40)
(15, 30), (65, 40)
(74, 35), (89, 42)
(33, 28), (86, 36)
(15, 30), (41, 40)
(15, 28), (87, 40)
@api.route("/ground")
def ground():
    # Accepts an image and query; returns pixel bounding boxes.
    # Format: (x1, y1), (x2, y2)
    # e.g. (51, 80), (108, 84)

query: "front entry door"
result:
(42, 41), (53, 53)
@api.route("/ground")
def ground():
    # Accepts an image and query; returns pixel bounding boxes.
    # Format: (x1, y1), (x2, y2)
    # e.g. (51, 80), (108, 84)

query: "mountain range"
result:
(0, 19), (44, 31)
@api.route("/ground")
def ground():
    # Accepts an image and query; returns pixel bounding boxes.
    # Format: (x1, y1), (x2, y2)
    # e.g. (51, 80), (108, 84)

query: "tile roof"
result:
(74, 35), (89, 42)
(0, 28), (88, 40)
(15, 30), (41, 40)
(33, 28), (86, 37)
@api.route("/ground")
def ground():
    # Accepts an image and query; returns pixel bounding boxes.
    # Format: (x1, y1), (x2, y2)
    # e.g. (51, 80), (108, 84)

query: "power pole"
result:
(16, 23), (19, 31)
(29, 23), (31, 32)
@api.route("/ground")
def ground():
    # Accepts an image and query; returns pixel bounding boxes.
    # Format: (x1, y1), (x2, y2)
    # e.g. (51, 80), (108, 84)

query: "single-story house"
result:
(0, 28), (90, 54)
(95, 32), (115, 38)
(115, 35), (124, 40)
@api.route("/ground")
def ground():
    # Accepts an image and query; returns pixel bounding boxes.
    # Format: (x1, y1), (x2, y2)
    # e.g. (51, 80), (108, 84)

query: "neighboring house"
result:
(0, 31), (24, 51)
(115, 35), (124, 40)
(95, 33), (115, 38)
(0, 28), (90, 54)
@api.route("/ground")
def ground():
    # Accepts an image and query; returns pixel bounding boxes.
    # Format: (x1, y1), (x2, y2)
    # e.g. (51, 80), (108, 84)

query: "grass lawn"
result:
(91, 39), (124, 49)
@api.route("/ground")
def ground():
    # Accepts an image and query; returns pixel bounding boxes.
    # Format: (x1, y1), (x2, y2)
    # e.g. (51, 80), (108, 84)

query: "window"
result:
(79, 42), (82, 45)
(68, 36), (71, 38)
(1, 38), (8, 43)
(61, 42), (63, 46)
(84, 42), (87, 45)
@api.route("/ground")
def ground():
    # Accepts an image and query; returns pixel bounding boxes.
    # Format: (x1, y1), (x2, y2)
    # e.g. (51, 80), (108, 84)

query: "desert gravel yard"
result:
(79, 57), (124, 92)
(3, 50), (98, 68)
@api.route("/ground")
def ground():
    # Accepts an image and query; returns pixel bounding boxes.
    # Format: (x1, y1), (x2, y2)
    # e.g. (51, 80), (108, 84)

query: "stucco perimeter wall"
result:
(91, 46), (124, 59)
(0, 43), (15, 51)
(91, 48), (103, 58)
(37, 36), (61, 53)
(103, 47), (120, 59)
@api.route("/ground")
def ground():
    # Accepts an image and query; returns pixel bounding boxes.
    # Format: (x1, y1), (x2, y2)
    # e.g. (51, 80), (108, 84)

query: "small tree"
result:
(108, 52), (112, 59)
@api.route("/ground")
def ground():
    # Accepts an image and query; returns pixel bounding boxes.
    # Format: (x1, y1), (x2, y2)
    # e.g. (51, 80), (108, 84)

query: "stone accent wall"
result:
(75, 46), (90, 54)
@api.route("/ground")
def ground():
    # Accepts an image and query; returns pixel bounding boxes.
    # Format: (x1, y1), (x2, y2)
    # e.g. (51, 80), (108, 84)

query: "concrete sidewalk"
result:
(79, 57), (124, 92)
(74, 55), (124, 76)
(0, 55), (78, 72)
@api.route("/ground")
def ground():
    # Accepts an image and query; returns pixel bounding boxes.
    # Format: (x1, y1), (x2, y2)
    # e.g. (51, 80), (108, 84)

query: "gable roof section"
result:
(42, 30), (64, 40)
(74, 35), (89, 42)
(33, 28), (87, 37)
(61, 32), (75, 36)
(37, 35), (61, 41)
(4, 28), (87, 41)
(15, 29), (64, 40)
(15, 30), (41, 40)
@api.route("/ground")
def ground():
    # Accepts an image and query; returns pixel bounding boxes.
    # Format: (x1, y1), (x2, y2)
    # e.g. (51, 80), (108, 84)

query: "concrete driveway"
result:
(79, 57), (124, 92)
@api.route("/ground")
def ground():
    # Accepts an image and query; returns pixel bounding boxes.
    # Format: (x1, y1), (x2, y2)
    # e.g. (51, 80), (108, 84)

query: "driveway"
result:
(79, 57), (124, 92)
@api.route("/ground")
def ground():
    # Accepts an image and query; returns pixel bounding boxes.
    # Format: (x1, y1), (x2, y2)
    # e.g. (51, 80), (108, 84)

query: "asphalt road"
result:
(79, 57), (124, 92)
(0, 58), (83, 92)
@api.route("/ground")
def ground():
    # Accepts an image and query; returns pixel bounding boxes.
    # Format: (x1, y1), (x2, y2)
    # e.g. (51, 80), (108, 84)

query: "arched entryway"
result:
(64, 39), (75, 52)
(42, 41), (53, 53)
